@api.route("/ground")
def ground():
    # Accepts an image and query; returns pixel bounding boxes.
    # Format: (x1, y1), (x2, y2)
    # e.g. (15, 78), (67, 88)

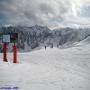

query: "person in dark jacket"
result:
(45, 46), (46, 50)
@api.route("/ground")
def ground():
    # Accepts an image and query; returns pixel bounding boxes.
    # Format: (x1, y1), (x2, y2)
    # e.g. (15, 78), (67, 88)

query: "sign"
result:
(2, 33), (18, 63)
(2, 35), (10, 43)
(0, 34), (2, 43)
(10, 33), (18, 43)
(2, 33), (18, 43)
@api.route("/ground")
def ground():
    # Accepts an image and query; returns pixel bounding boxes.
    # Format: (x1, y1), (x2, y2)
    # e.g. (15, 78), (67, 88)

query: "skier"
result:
(45, 46), (46, 50)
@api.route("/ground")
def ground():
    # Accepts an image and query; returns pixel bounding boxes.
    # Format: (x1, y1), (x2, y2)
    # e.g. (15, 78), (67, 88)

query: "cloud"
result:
(78, 5), (90, 17)
(0, 0), (90, 28)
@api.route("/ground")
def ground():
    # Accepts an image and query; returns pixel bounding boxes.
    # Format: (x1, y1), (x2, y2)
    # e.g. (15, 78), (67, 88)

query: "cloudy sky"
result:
(0, 0), (90, 29)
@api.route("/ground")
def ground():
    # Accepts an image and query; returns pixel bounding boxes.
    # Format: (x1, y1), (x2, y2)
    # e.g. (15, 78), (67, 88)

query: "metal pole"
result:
(13, 43), (17, 63)
(3, 43), (8, 62)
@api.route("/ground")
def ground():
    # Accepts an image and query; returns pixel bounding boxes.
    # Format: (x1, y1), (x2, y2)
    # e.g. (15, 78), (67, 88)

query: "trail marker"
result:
(2, 33), (18, 63)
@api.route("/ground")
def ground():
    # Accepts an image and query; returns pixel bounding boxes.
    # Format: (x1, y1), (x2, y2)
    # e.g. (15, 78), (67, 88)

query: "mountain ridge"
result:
(0, 25), (90, 52)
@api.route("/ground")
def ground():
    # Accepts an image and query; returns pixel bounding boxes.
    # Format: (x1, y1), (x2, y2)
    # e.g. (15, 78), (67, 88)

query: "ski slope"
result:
(0, 41), (90, 90)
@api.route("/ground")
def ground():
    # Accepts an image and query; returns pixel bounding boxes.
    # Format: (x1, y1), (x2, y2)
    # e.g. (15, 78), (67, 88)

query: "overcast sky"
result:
(0, 0), (90, 29)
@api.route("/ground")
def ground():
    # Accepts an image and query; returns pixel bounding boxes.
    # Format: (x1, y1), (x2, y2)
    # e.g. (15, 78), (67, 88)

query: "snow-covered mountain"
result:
(0, 25), (90, 52)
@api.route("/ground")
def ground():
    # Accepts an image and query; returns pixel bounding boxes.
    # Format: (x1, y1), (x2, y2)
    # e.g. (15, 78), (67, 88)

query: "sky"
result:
(0, 0), (90, 29)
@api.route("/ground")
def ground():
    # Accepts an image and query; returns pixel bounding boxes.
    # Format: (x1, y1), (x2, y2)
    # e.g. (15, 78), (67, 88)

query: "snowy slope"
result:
(75, 36), (90, 47)
(0, 42), (90, 90)
(79, 36), (90, 44)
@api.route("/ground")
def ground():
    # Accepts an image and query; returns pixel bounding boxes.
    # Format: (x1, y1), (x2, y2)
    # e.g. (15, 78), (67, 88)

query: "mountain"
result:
(0, 25), (90, 52)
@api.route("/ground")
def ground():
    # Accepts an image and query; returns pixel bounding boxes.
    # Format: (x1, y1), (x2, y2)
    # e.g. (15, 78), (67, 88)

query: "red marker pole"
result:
(3, 43), (8, 62)
(13, 43), (17, 63)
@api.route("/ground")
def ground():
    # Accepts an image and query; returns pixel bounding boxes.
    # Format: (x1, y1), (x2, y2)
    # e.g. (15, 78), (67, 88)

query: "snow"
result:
(0, 42), (90, 90)
(79, 36), (90, 45)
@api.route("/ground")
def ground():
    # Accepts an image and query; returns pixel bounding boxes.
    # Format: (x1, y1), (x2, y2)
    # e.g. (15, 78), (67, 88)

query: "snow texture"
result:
(0, 39), (90, 90)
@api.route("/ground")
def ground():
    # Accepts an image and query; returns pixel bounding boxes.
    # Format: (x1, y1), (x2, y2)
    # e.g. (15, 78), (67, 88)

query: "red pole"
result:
(3, 43), (8, 62)
(13, 43), (17, 63)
